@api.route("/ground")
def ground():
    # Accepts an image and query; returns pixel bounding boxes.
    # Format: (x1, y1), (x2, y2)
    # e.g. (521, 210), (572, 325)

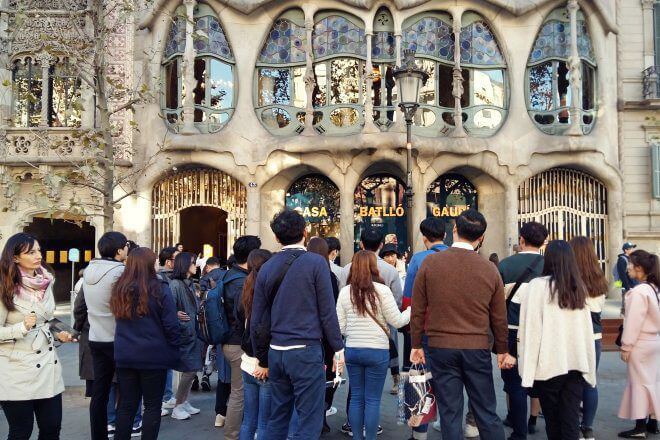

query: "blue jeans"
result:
(266, 345), (325, 440)
(345, 348), (389, 440)
(581, 339), (602, 429)
(107, 383), (142, 428)
(501, 330), (527, 440)
(162, 370), (173, 402)
(428, 348), (505, 440)
(240, 372), (271, 440)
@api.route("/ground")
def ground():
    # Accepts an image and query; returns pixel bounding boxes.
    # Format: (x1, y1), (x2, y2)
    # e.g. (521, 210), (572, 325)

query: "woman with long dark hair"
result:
(239, 248), (272, 440)
(0, 233), (75, 440)
(518, 240), (596, 440)
(110, 247), (181, 440)
(569, 236), (609, 440)
(336, 251), (410, 440)
(617, 249), (660, 438)
(168, 252), (203, 420)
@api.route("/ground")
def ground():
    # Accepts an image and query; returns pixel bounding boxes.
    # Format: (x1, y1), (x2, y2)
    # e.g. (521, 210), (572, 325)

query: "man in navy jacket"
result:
(251, 209), (344, 439)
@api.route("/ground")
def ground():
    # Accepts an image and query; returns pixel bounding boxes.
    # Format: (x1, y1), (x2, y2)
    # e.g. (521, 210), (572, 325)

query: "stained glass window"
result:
(312, 15), (367, 59)
(164, 16), (186, 60)
(258, 19), (307, 65)
(372, 31), (396, 62)
(402, 16), (454, 62)
(459, 20), (504, 65)
(529, 12), (594, 64)
(195, 15), (234, 61)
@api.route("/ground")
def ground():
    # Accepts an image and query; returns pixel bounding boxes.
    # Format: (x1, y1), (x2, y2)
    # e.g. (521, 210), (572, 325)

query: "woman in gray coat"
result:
(168, 252), (203, 421)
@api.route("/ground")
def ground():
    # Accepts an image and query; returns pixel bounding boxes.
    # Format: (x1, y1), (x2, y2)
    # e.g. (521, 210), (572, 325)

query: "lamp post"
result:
(393, 49), (429, 255)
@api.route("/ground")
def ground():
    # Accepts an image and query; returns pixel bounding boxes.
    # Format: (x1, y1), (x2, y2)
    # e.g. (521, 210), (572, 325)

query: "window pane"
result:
(292, 67), (306, 108)
(330, 58), (360, 105)
(437, 63), (452, 107)
(581, 63), (595, 110)
(193, 58), (206, 122)
(209, 59), (234, 109)
(257, 68), (291, 106)
(313, 63), (327, 107)
(13, 60), (42, 127)
(528, 61), (553, 111)
(556, 61), (571, 109)
(51, 65), (81, 128)
(164, 59), (180, 109)
(655, 4), (660, 66)
(419, 59), (436, 105)
(472, 69), (504, 107)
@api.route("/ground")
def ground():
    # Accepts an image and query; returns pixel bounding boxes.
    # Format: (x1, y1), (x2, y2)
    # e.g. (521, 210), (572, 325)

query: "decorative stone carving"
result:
(9, 0), (88, 10)
(11, 16), (88, 55)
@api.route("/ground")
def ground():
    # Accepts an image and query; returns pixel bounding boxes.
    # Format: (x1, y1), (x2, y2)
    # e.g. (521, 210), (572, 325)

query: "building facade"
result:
(0, 0), (658, 299)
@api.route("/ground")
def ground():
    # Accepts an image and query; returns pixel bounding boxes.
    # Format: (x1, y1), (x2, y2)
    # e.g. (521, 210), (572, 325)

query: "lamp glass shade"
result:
(397, 74), (423, 104)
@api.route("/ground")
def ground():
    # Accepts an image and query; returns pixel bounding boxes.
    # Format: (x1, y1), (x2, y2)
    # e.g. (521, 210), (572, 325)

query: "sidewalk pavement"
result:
(0, 306), (634, 439)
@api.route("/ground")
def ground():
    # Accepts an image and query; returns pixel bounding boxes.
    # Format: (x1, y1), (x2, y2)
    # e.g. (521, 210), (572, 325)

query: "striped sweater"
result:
(336, 282), (410, 349)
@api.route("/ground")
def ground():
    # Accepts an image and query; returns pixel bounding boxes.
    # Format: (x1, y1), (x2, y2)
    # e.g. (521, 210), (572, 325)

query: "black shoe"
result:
(191, 375), (200, 391)
(201, 375), (211, 392)
(648, 418), (659, 434)
(619, 420), (648, 438)
(581, 427), (595, 440)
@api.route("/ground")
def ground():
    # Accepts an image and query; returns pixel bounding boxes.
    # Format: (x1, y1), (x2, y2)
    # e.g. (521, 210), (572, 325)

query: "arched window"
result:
(402, 12), (455, 133)
(285, 174), (340, 238)
(255, 9), (308, 135)
(459, 12), (507, 135)
(526, 7), (596, 134)
(371, 7), (397, 128)
(312, 12), (367, 134)
(12, 57), (81, 128)
(162, 4), (235, 133)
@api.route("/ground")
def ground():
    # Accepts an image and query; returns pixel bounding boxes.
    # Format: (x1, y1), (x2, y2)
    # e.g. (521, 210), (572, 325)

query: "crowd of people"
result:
(0, 207), (658, 440)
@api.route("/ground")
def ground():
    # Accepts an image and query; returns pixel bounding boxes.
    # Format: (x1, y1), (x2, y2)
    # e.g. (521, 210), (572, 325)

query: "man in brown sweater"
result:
(410, 209), (515, 440)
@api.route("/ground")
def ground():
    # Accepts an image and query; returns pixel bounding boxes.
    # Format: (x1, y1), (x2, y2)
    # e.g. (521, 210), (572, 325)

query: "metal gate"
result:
(152, 168), (247, 253)
(518, 168), (608, 266)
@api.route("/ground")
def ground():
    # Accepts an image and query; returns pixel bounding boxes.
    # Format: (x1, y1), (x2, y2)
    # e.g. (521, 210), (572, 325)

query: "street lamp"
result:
(393, 49), (429, 254)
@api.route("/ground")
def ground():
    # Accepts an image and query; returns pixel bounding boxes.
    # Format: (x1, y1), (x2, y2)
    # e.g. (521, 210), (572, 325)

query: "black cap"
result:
(622, 242), (637, 251)
(379, 243), (400, 258)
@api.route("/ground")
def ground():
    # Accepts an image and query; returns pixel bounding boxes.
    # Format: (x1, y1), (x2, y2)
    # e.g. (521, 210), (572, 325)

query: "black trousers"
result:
(427, 348), (505, 440)
(115, 368), (166, 440)
(1, 394), (62, 440)
(215, 381), (231, 416)
(89, 341), (115, 440)
(534, 371), (585, 440)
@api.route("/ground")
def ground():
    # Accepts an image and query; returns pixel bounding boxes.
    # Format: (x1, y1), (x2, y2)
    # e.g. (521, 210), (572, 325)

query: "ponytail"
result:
(629, 250), (660, 289)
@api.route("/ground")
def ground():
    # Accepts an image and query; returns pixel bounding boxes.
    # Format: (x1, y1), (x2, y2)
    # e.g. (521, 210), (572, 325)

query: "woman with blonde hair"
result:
(336, 250), (410, 440)
(617, 249), (660, 438)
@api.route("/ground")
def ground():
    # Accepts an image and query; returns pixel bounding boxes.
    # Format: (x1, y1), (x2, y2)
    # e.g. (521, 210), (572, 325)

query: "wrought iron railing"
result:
(643, 66), (659, 100)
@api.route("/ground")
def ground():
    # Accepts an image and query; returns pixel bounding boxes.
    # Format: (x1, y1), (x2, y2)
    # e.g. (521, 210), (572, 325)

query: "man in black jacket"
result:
(617, 242), (638, 314)
(200, 257), (224, 294)
(220, 235), (261, 440)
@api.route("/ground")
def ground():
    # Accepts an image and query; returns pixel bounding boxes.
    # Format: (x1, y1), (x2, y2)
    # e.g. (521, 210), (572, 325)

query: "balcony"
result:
(643, 66), (659, 100)
(0, 128), (87, 165)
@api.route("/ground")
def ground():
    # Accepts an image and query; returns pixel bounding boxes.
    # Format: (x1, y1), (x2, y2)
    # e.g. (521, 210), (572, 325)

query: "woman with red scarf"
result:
(0, 233), (76, 440)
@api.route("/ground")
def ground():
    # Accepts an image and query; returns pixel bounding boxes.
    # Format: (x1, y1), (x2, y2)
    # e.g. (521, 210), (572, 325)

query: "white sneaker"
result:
(432, 420), (441, 432)
(161, 408), (170, 417)
(214, 414), (226, 427)
(162, 397), (176, 409)
(182, 401), (200, 415)
(326, 406), (337, 417)
(464, 422), (479, 438)
(171, 405), (191, 420)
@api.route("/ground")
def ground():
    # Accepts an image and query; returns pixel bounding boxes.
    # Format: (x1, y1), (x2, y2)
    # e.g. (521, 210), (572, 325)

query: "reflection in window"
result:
(526, 7), (597, 134)
(50, 62), (81, 128)
(13, 59), (43, 127)
(330, 58), (361, 104)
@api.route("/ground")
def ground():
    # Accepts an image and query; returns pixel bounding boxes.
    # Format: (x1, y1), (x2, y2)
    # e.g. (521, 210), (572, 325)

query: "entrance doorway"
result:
(179, 207), (228, 261)
(354, 175), (408, 253)
(427, 173), (478, 246)
(24, 218), (95, 303)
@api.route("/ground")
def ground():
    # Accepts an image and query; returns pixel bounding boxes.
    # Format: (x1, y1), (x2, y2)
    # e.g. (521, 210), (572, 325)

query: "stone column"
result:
(565, 0), (583, 136)
(339, 188), (355, 265)
(363, 32), (379, 133)
(246, 182), (260, 236)
(392, 33), (405, 132)
(181, 0), (197, 133)
(35, 51), (53, 128)
(504, 182), (519, 256)
(411, 172), (426, 253)
(302, 14), (317, 136)
(641, 0), (656, 69)
(450, 16), (467, 138)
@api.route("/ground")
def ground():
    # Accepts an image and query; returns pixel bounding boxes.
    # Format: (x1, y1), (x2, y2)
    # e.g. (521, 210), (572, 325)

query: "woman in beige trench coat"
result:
(0, 233), (76, 440)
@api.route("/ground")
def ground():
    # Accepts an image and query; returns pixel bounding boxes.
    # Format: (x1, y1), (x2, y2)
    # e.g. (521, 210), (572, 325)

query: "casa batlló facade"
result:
(0, 0), (658, 300)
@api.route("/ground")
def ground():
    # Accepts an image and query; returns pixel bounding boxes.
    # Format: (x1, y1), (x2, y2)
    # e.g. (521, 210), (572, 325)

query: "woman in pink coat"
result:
(618, 250), (660, 438)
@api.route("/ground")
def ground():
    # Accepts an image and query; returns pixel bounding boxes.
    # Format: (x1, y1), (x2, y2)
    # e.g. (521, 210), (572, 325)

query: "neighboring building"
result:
(0, 0), (656, 292)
